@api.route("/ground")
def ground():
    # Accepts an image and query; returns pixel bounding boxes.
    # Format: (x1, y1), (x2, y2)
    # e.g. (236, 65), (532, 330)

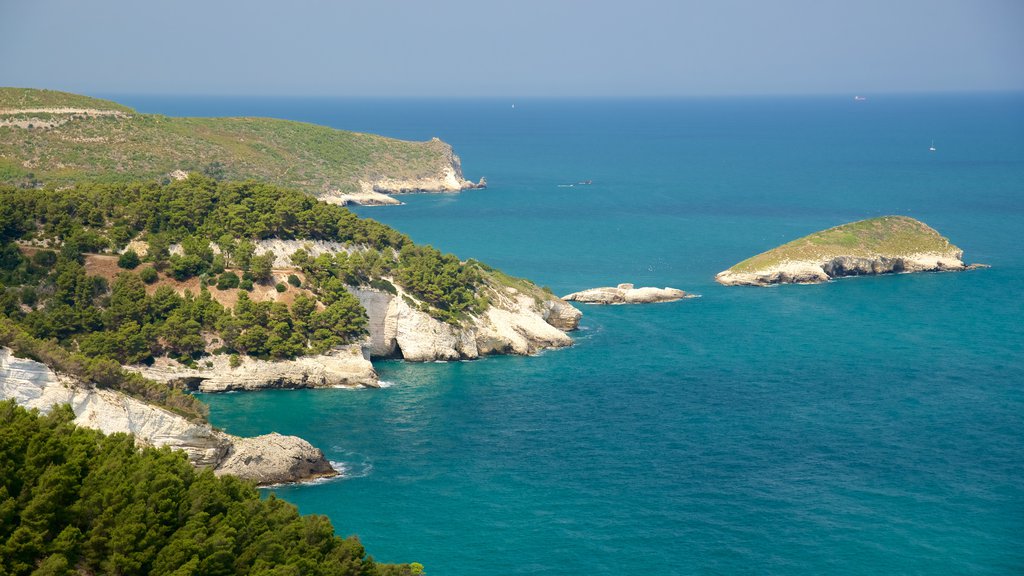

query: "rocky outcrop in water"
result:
(1, 348), (336, 485)
(562, 283), (694, 304)
(716, 252), (977, 286)
(715, 216), (985, 286)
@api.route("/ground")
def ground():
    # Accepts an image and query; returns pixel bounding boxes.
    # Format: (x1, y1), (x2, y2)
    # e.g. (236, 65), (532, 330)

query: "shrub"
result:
(117, 249), (140, 270)
(275, 282), (287, 293)
(20, 286), (38, 307)
(239, 278), (254, 291)
(216, 271), (240, 290)
(139, 266), (159, 284)
(287, 274), (301, 287)
(229, 353), (242, 368)
(30, 250), (56, 268)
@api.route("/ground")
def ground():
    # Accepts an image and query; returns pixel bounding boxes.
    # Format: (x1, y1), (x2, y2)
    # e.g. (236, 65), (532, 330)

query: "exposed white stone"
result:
(0, 348), (336, 485)
(129, 345), (378, 391)
(562, 283), (693, 304)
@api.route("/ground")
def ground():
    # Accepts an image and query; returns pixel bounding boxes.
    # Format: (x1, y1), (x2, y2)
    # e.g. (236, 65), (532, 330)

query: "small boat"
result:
(929, 140), (936, 152)
(854, 95), (867, 101)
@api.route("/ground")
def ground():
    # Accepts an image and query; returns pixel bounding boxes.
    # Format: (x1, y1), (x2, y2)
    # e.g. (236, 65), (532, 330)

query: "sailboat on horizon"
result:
(929, 140), (937, 152)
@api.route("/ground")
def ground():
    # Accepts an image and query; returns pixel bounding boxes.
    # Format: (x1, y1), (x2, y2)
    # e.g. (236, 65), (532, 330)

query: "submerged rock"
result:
(716, 216), (985, 287)
(562, 283), (694, 304)
(1, 348), (336, 486)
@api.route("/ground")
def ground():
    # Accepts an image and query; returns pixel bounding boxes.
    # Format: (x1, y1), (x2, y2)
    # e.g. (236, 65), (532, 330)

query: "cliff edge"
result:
(716, 216), (983, 286)
(0, 348), (336, 485)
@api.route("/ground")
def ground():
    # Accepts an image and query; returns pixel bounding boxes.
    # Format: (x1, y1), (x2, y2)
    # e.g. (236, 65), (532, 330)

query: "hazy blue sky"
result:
(1, 0), (1021, 97)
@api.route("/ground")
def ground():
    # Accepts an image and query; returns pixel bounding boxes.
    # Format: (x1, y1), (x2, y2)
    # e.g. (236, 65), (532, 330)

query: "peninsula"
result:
(0, 88), (484, 205)
(715, 216), (983, 286)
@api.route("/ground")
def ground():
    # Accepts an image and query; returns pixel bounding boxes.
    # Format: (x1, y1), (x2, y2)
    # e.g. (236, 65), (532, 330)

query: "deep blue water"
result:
(117, 94), (1024, 574)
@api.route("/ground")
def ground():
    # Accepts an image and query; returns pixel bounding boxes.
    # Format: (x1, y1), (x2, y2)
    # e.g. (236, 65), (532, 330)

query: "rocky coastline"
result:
(715, 216), (985, 287)
(130, 345), (378, 392)
(716, 253), (982, 286)
(0, 348), (336, 486)
(327, 138), (486, 206)
(562, 283), (694, 304)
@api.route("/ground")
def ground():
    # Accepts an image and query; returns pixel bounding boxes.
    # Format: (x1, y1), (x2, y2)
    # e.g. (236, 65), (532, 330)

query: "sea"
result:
(114, 93), (1024, 575)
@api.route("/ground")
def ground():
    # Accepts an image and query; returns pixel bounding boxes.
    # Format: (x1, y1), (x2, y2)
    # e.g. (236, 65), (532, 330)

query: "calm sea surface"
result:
(116, 94), (1024, 575)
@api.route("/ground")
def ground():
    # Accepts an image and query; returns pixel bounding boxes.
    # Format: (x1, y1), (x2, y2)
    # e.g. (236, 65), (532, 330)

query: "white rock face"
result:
(351, 283), (577, 361)
(714, 253), (972, 287)
(562, 283), (693, 304)
(370, 139), (486, 195)
(0, 348), (336, 485)
(129, 345), (378, 391)
(253, 239), (363, 268)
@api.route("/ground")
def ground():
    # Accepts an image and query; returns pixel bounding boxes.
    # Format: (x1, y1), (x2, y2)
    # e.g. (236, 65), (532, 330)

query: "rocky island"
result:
(562, 283), (695, 304)
(715, 216), (984, 286)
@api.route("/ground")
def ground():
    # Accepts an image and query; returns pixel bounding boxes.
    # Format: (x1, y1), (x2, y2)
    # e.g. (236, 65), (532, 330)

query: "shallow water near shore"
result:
(124, 94), (1024, 574)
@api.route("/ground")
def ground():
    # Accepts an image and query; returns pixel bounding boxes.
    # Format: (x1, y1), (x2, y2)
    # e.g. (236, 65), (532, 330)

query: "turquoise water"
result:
(122, 94), (1024, 574)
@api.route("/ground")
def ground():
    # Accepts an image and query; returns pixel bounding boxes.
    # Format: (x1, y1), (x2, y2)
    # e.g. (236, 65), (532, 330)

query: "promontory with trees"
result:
(0, 88), (580, 573)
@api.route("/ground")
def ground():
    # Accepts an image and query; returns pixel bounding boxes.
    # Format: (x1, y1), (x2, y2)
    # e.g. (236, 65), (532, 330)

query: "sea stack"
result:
(715, 216), (984, 286)
(562, 283), (694, 304)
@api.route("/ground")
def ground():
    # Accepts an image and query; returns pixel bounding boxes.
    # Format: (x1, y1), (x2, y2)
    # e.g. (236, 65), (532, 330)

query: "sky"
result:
(1, 0), (1022, 97)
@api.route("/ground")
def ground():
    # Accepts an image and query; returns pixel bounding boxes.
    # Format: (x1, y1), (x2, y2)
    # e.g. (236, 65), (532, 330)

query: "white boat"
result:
(929, 140), (936, 152)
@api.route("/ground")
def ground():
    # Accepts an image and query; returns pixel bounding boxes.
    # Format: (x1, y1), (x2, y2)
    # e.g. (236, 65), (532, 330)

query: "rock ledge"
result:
(562, 283), (695, 304)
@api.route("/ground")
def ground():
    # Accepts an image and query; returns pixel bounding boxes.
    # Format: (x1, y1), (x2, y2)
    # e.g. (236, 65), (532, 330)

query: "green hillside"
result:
(0, 88), (457, 195)
(0, 400), (421, 576)
(727, 216), (962, 273)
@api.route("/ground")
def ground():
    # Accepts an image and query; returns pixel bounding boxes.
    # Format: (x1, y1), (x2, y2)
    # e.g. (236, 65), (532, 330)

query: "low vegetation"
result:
(727, 216), (962, 273)
(0, 400), (421, 576)
(0, 88), (456, 195)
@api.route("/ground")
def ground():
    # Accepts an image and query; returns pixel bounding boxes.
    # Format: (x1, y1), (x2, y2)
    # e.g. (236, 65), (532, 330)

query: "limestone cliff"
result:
(368, 138), (486, 195)
(716, 216), (984, 286)
(350, 279), (581, 362)
(130, 345), (378, 392)
(328, 139), (486, 206)
(562, 283), (695, 304)
(0, 348), (336, 485)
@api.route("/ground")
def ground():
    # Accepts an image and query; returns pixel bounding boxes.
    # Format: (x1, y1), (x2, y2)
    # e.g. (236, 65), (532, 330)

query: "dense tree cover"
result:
(0, 400), (421, 576)
(394, 246), (486, 323)
(1, 178), (490, 322)
(0, 247), (367, 364)
(0, 176), (408, 253)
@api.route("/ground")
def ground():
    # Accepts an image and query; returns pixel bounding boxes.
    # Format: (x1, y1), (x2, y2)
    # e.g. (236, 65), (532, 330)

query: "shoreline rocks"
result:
(1, 348), (336, 486)
(562, 283), (695, 304)
(716, 216), (985, 287)
(129, 345), (379, 392)
(350, 282), (580, 362)
(715, 254), (984, 286)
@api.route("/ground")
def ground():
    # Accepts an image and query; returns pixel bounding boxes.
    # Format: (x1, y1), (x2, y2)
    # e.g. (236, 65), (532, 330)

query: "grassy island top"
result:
(728, 216), (962, 273)
(0, 88), (455, 195)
